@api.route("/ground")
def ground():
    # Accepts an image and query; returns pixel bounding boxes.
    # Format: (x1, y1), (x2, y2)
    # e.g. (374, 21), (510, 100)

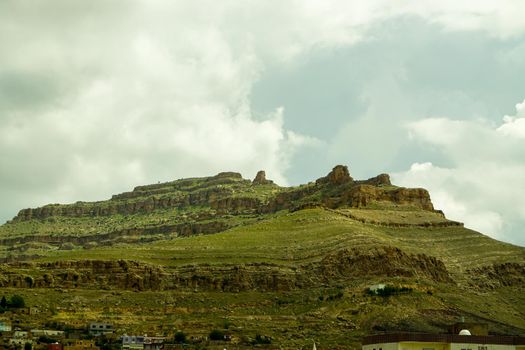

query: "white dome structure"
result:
(459, 329), (472, 336)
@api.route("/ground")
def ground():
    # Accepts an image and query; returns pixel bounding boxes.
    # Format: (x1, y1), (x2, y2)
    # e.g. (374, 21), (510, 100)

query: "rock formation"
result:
(0, 246), (453, 291)
(252, 170), (274, 185)
(316, 165), (354, 185)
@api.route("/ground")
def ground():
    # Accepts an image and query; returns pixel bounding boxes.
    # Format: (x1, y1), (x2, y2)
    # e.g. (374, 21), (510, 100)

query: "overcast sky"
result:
(1, 1), (524, 246)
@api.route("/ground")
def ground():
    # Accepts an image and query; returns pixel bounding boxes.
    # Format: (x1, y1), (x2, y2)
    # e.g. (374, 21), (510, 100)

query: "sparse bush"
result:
(174, 331), (187, 343)
(253, 334), (272, 344)
(38, 335), (58, 344)
(209, 329), (225, 341)
(9, 294), (25, 308)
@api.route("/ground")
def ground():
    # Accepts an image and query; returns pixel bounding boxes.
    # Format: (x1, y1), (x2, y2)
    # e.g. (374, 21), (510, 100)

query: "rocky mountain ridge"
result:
(10, 165), (432, 222)
(1, 165), (437, 251)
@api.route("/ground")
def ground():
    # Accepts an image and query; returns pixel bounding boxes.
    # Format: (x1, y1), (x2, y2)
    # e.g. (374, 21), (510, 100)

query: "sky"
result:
(1, 1), (524, 246)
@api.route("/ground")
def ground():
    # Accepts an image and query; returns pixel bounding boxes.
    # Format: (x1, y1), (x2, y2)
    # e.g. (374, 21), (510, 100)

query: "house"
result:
(31, 329), (66, 338)
(0, 321), (11, 332)
(368, 284), (386, 293)
(362, 332), (525, 350)
(88, 322), (113, 336)
(8, 330), (33, 347)
(48, 343), (63, 350)
(122, 335), (145, 350)
(144, 336), (166, 350)
(63, 339), (100, 350)
(121, 335), (166, 350)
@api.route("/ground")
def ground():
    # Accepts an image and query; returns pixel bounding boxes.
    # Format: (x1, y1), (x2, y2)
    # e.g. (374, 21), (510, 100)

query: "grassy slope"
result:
(1, 209), (525, 349)
(32, 208), (525, 271)
(2, 208), (525, 349)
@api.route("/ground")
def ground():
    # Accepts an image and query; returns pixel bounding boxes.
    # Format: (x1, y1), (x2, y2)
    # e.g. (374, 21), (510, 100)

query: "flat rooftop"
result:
(363, 333), (525, 346)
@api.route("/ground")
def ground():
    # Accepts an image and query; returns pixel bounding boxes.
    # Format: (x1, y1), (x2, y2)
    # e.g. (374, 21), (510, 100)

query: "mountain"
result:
(0, 165), (524, 349)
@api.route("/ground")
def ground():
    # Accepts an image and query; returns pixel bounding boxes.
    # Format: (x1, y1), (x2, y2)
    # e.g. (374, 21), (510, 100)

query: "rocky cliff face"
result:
(10, 165), (436, 223)
(3, 165), (442, 253)
(319, 247), (453, 283)
(0, 246), (453, 292)
(469, 262), (525, 289)
(316, 165), (354, 185)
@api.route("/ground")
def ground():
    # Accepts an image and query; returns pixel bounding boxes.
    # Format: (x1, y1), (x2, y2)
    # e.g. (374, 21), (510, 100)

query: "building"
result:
(48, 343), (63, 350)
(63, 339), (100, 350)
(121, 335), (166, 350)
(122, 335), (145, 350)
(449, 323), (489, 336)
(144, 336), (166, 350)
(0, 321), (12, 332)
(0, 321), (11, 332)
(8, 330), (32, 347)
(363, 332), (525, 350)
(31, 329), (66, 338)
(88, 322), (113, 336)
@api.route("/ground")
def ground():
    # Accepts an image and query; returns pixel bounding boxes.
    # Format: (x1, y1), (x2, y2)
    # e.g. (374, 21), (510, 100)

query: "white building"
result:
(363, 332), (525, 350)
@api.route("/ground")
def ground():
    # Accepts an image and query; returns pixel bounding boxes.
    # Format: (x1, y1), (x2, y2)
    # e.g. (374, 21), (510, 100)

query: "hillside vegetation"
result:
(1, 165), (524, 349)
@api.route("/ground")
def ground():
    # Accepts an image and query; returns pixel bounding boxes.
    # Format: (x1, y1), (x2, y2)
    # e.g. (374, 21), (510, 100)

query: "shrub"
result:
(209, 329), (225, 341)
(223, 319), (230, 329)
(38, 335), (58, 344)
(9, 294), (25, 308)
(253, 334), (272, 344)
(174, 331), (187, 343)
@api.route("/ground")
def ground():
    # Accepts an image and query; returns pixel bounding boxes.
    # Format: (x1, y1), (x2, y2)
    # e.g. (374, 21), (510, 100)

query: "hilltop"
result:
(0, 165), (524, 349)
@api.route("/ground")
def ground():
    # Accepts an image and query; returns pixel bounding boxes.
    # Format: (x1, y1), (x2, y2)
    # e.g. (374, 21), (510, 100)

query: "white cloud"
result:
(393, 100), (525, 245)
(2, 0), (525, 224)
(497, 99), (525, 138)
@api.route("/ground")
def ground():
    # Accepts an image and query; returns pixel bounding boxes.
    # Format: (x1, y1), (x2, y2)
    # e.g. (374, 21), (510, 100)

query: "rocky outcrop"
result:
(469, 263), (525, 289)
(316, 165), (354, 185)
(0, 221), (231, 247)
(0, 246), (452, 291)
(252, 171), (274, 185)
(331, 209), (462, 228)
(359, 173), (391, 186)
(319, 246), (453, 283)
(346, 185), (434, 210)
(12, 188), (234, 221)
(7, 165), (438, 243)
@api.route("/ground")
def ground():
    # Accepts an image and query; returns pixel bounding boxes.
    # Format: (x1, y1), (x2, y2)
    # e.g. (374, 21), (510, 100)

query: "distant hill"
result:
(0, 165), (524, 349)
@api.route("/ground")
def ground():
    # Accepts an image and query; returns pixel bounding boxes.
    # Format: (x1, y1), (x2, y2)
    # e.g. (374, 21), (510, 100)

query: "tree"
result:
(9, 295), (25, 308)
(24, 343), (32, 350)
(209, 329), (224, 341)
(174, 331), (187, 343)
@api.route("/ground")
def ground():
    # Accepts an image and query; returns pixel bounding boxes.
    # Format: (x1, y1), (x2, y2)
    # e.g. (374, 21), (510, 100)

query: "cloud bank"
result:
(393, 99), (525, 244)
(1, 1), (524, 246)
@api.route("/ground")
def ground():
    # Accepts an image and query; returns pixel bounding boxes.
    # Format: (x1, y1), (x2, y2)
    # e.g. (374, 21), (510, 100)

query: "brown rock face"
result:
(0, 246), (452, 291)
(361, 173), (391, 186)
(319, 247), (452, 283)
(346, 185), (434, 210)
(252, 170), (274, 185)
(469, 263), (525, 289)
(316, 165), (353, 185)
